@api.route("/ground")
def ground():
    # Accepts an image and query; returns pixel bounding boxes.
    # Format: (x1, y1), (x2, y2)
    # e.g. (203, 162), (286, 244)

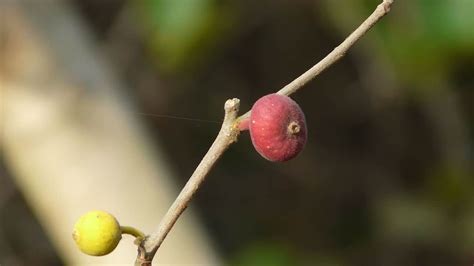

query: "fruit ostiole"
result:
(72, 210), (145, 256)
(237, 93), (307, 162)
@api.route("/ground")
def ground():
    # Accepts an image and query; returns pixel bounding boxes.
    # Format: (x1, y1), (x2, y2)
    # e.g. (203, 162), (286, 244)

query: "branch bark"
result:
(239, 0), (394, 120)
(136, 0), (394, 264)
(136, 99), (241, 265)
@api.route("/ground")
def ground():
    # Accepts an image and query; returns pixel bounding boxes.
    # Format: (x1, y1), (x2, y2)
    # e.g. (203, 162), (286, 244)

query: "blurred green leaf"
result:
(424, 166), (472, 209)
(232, 242), (297, 266)
(136, 0), (234, 72)
(324, 0), (474, 86)
(418, 0), (474, 47)
(378, 0), (474, 84)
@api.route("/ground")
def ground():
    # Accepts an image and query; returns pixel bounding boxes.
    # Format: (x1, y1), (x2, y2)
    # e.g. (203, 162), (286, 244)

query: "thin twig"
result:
(136, 0), (394, 264)
(136, 99), (241, 265)
(239, 0), (394, 121)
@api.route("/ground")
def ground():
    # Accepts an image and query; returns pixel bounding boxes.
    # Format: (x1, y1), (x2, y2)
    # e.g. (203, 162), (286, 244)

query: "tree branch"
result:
(239, 0), (394, 120)
(136, 99), (241, 265)
(136, 0), (394, 264)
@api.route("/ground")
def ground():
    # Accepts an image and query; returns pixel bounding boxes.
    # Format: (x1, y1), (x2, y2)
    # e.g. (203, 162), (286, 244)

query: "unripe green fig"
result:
(72, 210), (122, 256)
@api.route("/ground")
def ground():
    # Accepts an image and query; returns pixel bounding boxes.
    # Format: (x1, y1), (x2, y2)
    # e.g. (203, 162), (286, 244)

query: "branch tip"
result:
(224, 98), (240, 112)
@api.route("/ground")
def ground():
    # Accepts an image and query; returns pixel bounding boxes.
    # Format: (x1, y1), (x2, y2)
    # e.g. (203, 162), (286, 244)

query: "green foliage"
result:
(232, 242), (344, 266)
(375, 0), (474, 85)
(323, 0), (474, 87)
(424, 166), (473, 209)
(135, 0), (234, 73)
(418, 0), (474, 47)
(232, 242), (297, 266)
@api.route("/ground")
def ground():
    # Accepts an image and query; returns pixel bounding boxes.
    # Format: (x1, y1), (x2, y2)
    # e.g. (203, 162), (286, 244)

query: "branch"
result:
(135, 0), (394, 264)
(136, 99), (241, 265)
(239, 0), (394, 120)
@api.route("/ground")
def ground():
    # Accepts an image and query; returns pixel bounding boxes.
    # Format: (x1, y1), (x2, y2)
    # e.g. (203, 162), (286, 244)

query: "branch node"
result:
(137, 97), (241, 264)
(381, 0), (394, 12)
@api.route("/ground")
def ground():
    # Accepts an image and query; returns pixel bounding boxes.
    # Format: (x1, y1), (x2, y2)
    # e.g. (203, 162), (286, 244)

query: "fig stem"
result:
(121, 226), (145, 240)
(236, 117), (250, 131)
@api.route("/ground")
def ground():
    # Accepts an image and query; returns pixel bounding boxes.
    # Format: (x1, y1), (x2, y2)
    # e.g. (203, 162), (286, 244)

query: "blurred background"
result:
(1, 0), (473, 265)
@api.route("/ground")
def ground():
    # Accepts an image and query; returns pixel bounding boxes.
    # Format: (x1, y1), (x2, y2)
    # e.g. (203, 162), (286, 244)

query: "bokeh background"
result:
(1, 0), (473, 265)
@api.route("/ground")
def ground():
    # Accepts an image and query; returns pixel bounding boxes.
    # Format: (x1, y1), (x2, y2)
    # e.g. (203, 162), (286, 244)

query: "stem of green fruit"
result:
(121, 226), (145, 241)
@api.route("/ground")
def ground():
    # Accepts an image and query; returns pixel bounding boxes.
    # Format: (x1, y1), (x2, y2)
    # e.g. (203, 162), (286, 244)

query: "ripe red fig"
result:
(249, 93), (307, 162)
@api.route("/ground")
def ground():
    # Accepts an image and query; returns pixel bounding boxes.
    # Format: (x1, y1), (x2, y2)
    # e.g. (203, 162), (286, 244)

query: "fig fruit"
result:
(249, 93), (307, 162)
(72, 210), (122, 256)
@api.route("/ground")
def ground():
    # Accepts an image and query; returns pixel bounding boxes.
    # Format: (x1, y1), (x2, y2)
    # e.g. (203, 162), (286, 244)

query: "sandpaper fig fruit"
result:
(72, 210), (122, 256)
(249, 93), (307, 162)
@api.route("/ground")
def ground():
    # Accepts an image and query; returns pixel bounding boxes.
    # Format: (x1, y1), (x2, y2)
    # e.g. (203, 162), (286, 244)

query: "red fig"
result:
(249, 93), (307, 162)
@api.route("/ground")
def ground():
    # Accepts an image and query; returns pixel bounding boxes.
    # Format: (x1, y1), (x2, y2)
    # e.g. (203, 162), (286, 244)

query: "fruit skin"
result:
(72, 210), (122, 256)
(249, 93), (307, 162)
